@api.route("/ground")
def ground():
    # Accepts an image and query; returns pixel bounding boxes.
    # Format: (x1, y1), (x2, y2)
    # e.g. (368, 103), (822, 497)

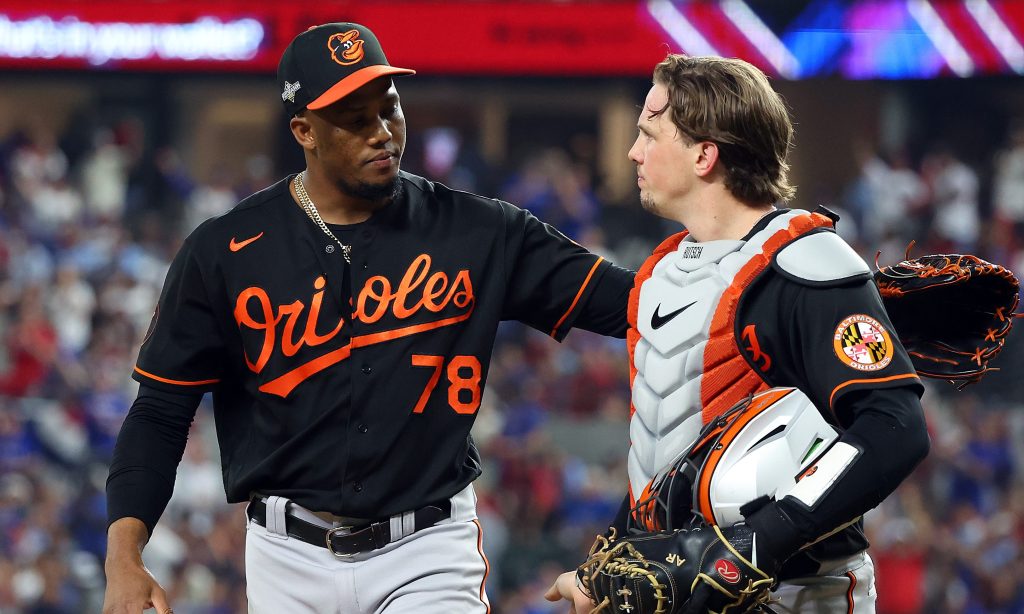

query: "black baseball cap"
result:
(278, 23), (416, 116)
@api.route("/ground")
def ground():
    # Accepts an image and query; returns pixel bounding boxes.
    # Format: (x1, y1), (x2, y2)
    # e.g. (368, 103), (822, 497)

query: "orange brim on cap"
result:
(307, 65), (416, 110)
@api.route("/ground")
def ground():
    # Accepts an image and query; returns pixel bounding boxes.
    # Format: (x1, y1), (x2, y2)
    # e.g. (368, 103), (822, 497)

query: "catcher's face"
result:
(297, 77), (407, 203)
(628, 83), (703, 222)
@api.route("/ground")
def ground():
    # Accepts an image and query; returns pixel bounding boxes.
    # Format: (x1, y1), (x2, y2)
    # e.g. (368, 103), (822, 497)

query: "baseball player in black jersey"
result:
(548, 55), (930, 613)
(102, 23), (634, 614)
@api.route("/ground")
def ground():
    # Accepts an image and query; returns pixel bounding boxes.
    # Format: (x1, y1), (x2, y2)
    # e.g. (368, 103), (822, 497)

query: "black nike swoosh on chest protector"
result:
(651, 301), (698, 330)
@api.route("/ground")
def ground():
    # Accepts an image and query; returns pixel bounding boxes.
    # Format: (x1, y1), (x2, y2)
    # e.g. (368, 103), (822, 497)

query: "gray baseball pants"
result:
(244, 484), (490, 613)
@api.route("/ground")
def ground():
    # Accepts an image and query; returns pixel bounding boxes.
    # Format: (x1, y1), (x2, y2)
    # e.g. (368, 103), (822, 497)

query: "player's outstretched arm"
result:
(103, 517), (172, 614)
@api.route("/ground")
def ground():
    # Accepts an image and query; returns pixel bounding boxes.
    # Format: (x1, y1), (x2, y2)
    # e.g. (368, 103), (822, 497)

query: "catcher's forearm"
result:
(747, 386), (929, 561)
(107, 385), (201, 534)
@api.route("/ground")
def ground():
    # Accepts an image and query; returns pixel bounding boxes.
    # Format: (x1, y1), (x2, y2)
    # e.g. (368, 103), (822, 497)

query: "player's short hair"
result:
(652, 54), (796, 205)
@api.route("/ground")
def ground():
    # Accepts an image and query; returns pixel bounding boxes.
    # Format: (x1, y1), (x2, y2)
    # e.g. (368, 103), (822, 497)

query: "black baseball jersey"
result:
(126, 171), (632, 519)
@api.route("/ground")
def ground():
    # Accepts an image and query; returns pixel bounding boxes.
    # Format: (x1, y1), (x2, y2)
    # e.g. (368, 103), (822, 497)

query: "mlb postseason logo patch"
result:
(281, 81), (301, 103)
(833, 314), (893, 371)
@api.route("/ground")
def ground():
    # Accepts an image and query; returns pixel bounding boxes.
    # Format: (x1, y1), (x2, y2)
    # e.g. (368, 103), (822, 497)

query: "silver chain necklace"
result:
(294, 171), (353, 264)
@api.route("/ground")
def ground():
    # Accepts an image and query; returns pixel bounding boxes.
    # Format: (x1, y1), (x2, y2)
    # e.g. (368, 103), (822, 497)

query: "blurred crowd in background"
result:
(0, 92), (1023, 614)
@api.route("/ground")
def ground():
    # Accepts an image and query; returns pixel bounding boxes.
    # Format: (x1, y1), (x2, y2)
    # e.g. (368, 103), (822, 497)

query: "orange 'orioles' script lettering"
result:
(234, 255), (474, 398)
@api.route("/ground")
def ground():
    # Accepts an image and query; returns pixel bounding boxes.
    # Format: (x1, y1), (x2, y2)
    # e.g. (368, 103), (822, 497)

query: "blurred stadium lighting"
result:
(646, 0), (722, 56)
(966, 0), (1024, 73)
(720, 0), (801, 78)
(907, 0), (976, 76)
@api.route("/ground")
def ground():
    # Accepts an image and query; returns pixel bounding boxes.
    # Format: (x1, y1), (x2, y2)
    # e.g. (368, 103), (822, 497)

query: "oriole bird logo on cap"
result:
(328, 30), (365, 65)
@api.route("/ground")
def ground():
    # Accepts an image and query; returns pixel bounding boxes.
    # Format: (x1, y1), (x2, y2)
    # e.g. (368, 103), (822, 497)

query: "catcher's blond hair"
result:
(652, 54), (796, 205)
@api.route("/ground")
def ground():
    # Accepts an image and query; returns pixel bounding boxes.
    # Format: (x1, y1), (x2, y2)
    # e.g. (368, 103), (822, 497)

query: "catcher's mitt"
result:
(579, 523), (776, 614)
(874, 247), (1020, 388)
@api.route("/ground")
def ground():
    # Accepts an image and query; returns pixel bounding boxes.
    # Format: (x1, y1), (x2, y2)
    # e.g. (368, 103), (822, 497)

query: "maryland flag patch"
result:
(833, 314), (893, 371)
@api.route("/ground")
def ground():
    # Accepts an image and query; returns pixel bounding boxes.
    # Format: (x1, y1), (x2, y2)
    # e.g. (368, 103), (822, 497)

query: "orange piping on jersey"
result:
(549, 257), (605, 338)
(133, 366), (220, 387)
(696, 388), (795, 524)
(828, 373), (921, 408)
(627, 232), (688, 417)
(473, 519), (492, 614)
(845, 571), (857, 614)
(259, 306), (476, 397)
(700, 213), (834, 424)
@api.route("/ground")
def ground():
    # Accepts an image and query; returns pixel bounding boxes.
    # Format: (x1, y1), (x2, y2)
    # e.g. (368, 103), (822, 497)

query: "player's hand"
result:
(102, 556), (171, 614)
(545, 570), (594, 613)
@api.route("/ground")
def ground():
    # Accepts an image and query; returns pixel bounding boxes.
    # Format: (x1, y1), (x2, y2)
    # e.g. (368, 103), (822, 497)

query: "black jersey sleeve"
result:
(569, 263), (633, 338)
(106, 385), (203, 535)
(774, 277), (922, 422)
(132, 227), (226, 393)
(500, 203), (630, 340)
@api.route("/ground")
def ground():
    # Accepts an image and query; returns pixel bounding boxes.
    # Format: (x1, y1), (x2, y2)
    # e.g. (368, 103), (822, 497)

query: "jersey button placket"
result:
(347, 225), (373, 502)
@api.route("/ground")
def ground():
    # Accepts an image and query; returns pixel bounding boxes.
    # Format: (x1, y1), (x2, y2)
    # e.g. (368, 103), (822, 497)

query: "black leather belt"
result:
(247, 498), (451, 557)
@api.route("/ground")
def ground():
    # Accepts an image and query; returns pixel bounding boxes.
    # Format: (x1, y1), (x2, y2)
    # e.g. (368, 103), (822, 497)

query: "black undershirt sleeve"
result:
(106, 385), (203, 536)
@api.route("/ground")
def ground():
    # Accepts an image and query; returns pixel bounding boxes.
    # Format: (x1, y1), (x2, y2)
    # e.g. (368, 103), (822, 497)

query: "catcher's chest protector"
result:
(627, 211), (827, 500)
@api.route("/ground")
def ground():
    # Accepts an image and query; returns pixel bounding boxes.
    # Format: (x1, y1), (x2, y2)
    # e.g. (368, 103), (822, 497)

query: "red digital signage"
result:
(0, 1), (668, 75)
(1, 1), (1022, 79)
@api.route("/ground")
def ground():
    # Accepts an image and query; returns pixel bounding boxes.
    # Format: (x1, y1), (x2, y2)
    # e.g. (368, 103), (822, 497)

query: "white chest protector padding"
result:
(629, 211), (804, 499)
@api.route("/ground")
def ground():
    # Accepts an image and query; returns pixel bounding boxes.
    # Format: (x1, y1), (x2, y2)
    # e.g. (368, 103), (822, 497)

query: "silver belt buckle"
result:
(325, 525), (357, 558)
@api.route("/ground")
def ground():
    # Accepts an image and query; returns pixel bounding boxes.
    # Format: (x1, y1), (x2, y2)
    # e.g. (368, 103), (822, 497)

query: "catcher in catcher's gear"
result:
(568, 251), (1020, 614)
(561, 254), (1019, 614)
(550, 53), (1015, 614)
